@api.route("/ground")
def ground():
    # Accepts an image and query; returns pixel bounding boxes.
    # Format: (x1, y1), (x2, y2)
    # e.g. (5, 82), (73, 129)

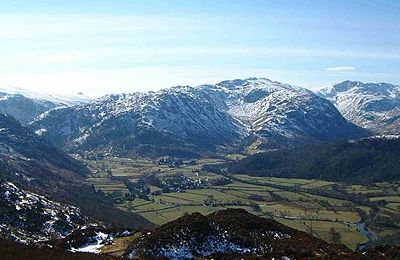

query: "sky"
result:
(0, 0), (399, 97)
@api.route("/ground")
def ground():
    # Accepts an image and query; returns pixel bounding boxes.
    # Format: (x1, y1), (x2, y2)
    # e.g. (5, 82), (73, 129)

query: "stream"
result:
(356, 211), (378, 251)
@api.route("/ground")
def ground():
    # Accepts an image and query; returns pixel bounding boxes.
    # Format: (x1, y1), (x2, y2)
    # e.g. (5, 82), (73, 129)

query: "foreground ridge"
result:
(126, 208), (349, 259)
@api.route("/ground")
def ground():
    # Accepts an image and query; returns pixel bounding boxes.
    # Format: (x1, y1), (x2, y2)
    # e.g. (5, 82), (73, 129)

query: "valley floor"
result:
(77, 155), (400, 251)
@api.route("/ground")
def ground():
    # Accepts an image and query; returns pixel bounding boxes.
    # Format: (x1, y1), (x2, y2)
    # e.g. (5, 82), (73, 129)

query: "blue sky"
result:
(0, 0), (399, 96)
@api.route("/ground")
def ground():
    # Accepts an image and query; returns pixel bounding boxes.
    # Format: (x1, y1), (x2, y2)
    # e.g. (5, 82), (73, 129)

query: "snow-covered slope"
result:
(0, 181), (91, 244)
(198, 78), (364, 148)
(318, 81), (400, 134)
(30, 78), (365, 156)
(0, 86), (91, 106)
(0, 114), (154, 231)
(0, 86), (91, 124)
(31, 88), (244, 157)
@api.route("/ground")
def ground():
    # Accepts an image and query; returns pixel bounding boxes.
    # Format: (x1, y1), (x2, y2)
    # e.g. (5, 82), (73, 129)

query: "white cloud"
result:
(325, 66), (355, 72)
(46, 54), (77, 63)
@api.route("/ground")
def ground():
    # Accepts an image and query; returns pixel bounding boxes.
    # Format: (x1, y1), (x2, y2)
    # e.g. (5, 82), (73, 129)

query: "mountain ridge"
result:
(126, 208), (350, 259)
(30, 78), (366, 157)
(0, 86), (91, 124)
(318, 80), (400, 134)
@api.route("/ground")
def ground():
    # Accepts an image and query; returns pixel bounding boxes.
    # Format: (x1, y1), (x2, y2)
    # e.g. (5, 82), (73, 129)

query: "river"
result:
(356, 213), (378, 251)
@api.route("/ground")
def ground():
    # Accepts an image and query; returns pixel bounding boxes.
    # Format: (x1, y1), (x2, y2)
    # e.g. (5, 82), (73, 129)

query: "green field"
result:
(81, 156), (400, 250)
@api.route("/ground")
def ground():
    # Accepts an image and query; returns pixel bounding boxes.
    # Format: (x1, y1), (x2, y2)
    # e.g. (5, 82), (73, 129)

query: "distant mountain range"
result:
(0, 86), (91, 124)
(2, 78), (400, 157)
(29, 78), (365, 157)
(318, 81), (400, 134)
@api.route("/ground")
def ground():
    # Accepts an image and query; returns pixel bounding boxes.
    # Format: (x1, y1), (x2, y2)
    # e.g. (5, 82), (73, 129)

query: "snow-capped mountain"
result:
(0, 86), (91, 124)
(318, 81), (400, 134)
(30, 78), (365, 156)
(0, 86), (91, 106)
(198, 78), (364, 148)
(30, 87), (244, 157)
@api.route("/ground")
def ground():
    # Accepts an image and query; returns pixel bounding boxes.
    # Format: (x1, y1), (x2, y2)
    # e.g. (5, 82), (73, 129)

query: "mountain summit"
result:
(30, 78), (365, 157)
(319, 80), (400, 134)
(198, 78), (365, 149)
(127, 208), (349, 259)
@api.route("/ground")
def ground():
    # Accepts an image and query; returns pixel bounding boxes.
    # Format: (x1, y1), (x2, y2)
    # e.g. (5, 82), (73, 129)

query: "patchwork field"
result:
(80, 156), (400, 250)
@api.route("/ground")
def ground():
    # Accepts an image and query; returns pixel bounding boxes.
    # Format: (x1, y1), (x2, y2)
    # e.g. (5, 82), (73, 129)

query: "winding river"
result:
(356, 211), (378, 251)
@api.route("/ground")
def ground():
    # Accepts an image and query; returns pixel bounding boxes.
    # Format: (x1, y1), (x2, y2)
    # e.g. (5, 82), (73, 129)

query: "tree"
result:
(204, 195), (215, 207)
(329, 227), (342, 243)
(250, 202), (262, 212)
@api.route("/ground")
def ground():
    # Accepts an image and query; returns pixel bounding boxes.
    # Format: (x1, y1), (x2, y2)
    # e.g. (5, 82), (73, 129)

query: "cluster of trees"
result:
(229, 138), (400, 183)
